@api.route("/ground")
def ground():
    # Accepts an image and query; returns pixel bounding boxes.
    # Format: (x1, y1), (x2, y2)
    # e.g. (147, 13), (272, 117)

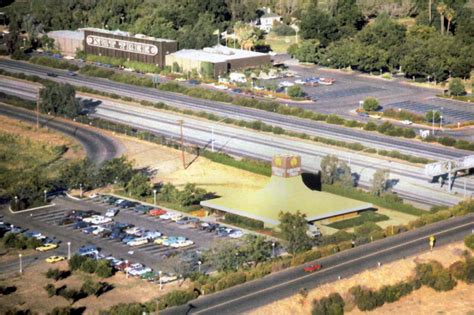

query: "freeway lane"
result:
(0, 103), (123, 163)
(0, 59), (470, 161)
(0, 80), (466, 205)
(163, 214), (474, 314)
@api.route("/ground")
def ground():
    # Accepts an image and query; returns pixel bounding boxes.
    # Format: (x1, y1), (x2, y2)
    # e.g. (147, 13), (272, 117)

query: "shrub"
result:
(328, 211), (389, 229)
(103, 303), (146, 315)
(157, 290), (198, 310)
(49, 306), (73, 315)
(363, 121), (377, 131)
(45, 268), (63, 281)
(29, 56), (79, 71)
(449, 78), (466, 96)
(449, 261), (466, 280)
(44, 284), (56, 297)
(465, 258), (474, 284)
(95, 260), (113, 278)
(80, 258), (98, 273)
(465, 234), (474, 251)
(354, 221), (382, 236)
(312, 292), (345, 315)
(437, 137), (456, 147)
(287, 85), (306, 98)
(363, 97), (380, 112)
(326, 115), (345, 125)
(57, 287), (81, 303)
(215, 272), (247, 291)
(81, 279), (102, 296)
(69, 255), (87, 271)
(224, 213), (264, 230)
(349, 285), (383, 311)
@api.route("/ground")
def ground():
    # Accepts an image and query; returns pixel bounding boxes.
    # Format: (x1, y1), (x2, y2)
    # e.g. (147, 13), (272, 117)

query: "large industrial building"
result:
(83, 28), (177, 68)
(201, 154), (373, 227)
(166, 45), (271, 78)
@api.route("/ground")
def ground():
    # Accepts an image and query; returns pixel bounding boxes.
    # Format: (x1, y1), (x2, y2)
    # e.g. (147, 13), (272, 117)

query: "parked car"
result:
(105, 208), (119, 217)
(143, 231), (162, 240)
(127, 237), (149, 246)
(160, 274), (179, 283)
(73, 221), (89, 230)
(170, 239), (194, 248)
(149, 208), (166, 216)
(303, 264), (322, 272)
(159, 213), (174, 220)
(154, 236), (168, 245)
(134, 205), (153, 213)
(170, 213), (184, 222)
(45, 256), (66, 263)
(228, 230), (244, 238)
(129, 266), (152, 277)
(46, 72), (58, 77)
(188, 79), (200, 85)
(36, 243), (58, 251)
(402, 120), (413, 125)
(83, 215), (112, 225)
(66, 71), (77, 76)
(124, 226), (142, 236)
(121, 235), (136, 244)
(78, 245), (99, 256)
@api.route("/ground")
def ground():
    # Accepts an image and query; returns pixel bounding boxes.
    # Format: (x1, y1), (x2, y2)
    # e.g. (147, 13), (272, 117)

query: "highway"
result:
(162, 213), (474, 314)
(0, 78), (467, 206)
(0, 59), (471, 162)
(0, 103), (123, 164)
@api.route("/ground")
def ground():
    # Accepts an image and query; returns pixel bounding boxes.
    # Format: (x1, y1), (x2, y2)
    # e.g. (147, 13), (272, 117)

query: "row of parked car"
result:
(0, 217), (60, 252)
(91, 194), (246, 239)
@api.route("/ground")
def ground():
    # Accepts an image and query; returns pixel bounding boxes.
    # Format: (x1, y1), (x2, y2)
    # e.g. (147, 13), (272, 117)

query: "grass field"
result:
(265, 33), (299, 53)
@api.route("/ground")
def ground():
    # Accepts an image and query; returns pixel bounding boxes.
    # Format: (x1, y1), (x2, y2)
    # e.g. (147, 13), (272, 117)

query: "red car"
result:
(303, 264), (322, 272)
(149, 208), (166, 216)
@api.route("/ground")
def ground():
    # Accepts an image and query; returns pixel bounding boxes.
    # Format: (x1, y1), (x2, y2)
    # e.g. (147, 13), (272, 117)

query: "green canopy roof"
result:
(201, 175), (372, 226)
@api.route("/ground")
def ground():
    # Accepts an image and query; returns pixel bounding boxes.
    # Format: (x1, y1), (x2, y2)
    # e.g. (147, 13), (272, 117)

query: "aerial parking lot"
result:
(1, 195), (245, 277)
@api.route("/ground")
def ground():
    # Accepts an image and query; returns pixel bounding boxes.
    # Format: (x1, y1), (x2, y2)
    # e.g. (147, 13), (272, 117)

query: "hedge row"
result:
(0, 92), (36, 110)
(29, 56), (79, 71)
(78, 65), (153, 87)
(327, 211), (389, 229)
(86, 54), (161, 74)
(224, 213), (265, 230)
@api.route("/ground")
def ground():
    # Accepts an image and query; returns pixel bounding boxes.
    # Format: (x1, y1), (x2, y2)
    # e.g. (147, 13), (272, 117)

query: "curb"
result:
(9, 203), (56, 214)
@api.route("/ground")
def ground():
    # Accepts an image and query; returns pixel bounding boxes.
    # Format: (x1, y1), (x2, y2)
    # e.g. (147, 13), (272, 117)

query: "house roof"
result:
(168, 45), (269, 63)
(201, 175), (372, 226)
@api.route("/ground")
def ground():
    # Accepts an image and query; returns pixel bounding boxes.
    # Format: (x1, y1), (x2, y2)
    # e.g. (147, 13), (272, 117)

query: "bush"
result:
(69, 255), (87, 271)
(349, 285), (383, 311)
(325, 114), (345, 125)
(45, 268), (66, 281)
(81, 279), (102, 296)
(363, 121), (377, 131)
(449, 261), (467, 280)
(273, 24), (296, 36)
(437, 137), (456, 147)
(363, 97), (380, 112)
(328, 211), (389, 229)
(415, 261), (457, 291)
(95, 260), (113, 278)
(224, 213), (264, 230)
(215, 272), (247, 291)
(287, 85), (306, 98)
(312, 292), (345, 315)
(49, 306), (73, 315)
(449, 78), (466, 96)
(29, 56), (79, 71)
(465, 234), (474, 251)
(157, 290), (198, 310)
(44, 284), (56, 297)
(80, 258), (98, 274)
(354, 221), (382, 236)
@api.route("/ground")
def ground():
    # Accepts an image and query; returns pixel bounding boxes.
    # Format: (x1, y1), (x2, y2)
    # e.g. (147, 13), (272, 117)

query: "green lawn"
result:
(265, 34), (299, 53)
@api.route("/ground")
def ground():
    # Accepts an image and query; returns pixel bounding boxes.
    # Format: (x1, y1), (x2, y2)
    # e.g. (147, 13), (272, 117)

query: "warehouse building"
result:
(165, 45), (271, 78)
(47, 30), (84, 57)
(201, 154), (373, 227)
(83, 28), (177, 68)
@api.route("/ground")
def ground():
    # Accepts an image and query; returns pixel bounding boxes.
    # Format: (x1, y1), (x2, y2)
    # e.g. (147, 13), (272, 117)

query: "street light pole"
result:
(153, 189), (157, 205)
(432, 109), (435, 135)
(19, 253), (23, 274)
(272, 242), (275, 258)
(44, 189), (47, 203)
(198, 261), (202, 273)
(67, 242), (71, 260)
(79, 183), (83, 198)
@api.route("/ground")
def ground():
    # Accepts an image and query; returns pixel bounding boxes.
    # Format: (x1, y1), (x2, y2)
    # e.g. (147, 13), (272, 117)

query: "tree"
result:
(312, 292), (345, 315)
(332, 0), (365, 37)
(445, 7), (455, 34)
(159, 183), (178, 202)
(371, 169), (390, 196)
(320, 155), (352, 187)
(177, 183), (208, 207)
(96, 156), (134, 186)
(294, 40), (319, 63)
(126, 173), (151, 197)
(362, 97), (380, 112)
(81, 279), (102, 296)
(39, 82), (80, 118)
(425, 110), (441, 123)
(437, 2), (447, 34)
(287, 85), (305, 98)
(299, 10), (340, 47)
(278, 211), (312, 254)
(449, 78), (466, 96)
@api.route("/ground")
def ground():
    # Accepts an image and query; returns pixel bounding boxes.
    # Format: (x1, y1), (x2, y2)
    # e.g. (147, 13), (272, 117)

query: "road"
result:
(162, 213), (474, 315)
(0, 102), (123, 164)
(0, 59), (471, 162)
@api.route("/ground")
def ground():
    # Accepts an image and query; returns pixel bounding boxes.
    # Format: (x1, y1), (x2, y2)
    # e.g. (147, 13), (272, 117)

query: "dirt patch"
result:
(248, 242), (473, 315)
(0, 259), (190, 314)
(117, 135), (268, 197)
(0, 115), (85, 161)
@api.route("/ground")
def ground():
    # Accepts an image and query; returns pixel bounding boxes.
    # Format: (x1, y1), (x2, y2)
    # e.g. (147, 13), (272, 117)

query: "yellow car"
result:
(36, 243), (58, 252)
(45, 255), (66, 263)
(154, 236), (168, 245)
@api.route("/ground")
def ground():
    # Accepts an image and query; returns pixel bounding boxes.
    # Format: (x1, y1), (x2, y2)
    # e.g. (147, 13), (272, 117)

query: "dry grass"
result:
(248, 242), (473, 315)
(0, 259), (190, 314)
(0, 115), (85, 161)
(118, 135), (268, 197)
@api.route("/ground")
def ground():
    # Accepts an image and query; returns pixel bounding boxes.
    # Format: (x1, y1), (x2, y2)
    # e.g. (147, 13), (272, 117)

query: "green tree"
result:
(320, 155), (352, 187)
(363, 97), (380, 112)
(278, 211), (312, 254)
(177, 183), (208, 207)
(294, 40), (319, 63)
(39, 82), (80, 118)
(159, 183), (178, 202)
(299, 10), (340, 47)
(81, 279), (102, 296)
(371, 169), (390, 196)
(333, 0), (365, 37)
(287, 85), (306, 98)
(126, 173), (151, 197)
(312, 292), (345, 315)
(96, 156), (134, 186)
(425, 110), (441, 123)
(95, 260), (113, 278)
(449, 78), (466, 96)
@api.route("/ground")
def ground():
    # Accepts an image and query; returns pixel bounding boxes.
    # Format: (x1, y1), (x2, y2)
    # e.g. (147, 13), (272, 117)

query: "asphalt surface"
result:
(0, 102), (123, 164)
(0, 59), (471, 161)
(162, 213), (474, 315)
(0, 78), (470, 206)
(0, 196), (230, 274)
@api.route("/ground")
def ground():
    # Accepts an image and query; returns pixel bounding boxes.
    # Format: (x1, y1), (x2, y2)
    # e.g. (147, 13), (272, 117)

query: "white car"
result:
(214, 85), (228, 90)
(124, 226), (141, 235)
(279, 81), (294, 87)
(127, 237), (149, 246)
(170, 213), (184, 222)
(294, 79), (306, 85)
(170, 240), (194, 248)
(129, 266), (152, 277)
(228, 230), (244, 238)
(92, 226), (105, 235)
(402, 120), (413, 125)
(83, 215), (111, 225)
(159, 213), (174, 220)
(105, 208), (119, 217)
(160, 274), (178, 283)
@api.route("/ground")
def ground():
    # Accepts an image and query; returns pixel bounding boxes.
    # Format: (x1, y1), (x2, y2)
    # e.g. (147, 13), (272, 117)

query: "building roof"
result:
(48, 30), (84, 40)
(201, 175), (373, 226)
(168, 45), (269, 63)
(80, 27), (176, 43)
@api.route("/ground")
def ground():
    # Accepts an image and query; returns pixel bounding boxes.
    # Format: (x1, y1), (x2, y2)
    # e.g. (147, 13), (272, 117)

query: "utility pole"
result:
(36, 93), (40, 130)
(178, 120), (185, 169)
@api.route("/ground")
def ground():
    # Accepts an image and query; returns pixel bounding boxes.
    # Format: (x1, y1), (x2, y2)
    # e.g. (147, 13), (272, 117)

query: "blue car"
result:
(73, 221), (89, 229)
(78, 245), (98, 256)
(82, 226), (96, 234)
(121, 236), (136, 244)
